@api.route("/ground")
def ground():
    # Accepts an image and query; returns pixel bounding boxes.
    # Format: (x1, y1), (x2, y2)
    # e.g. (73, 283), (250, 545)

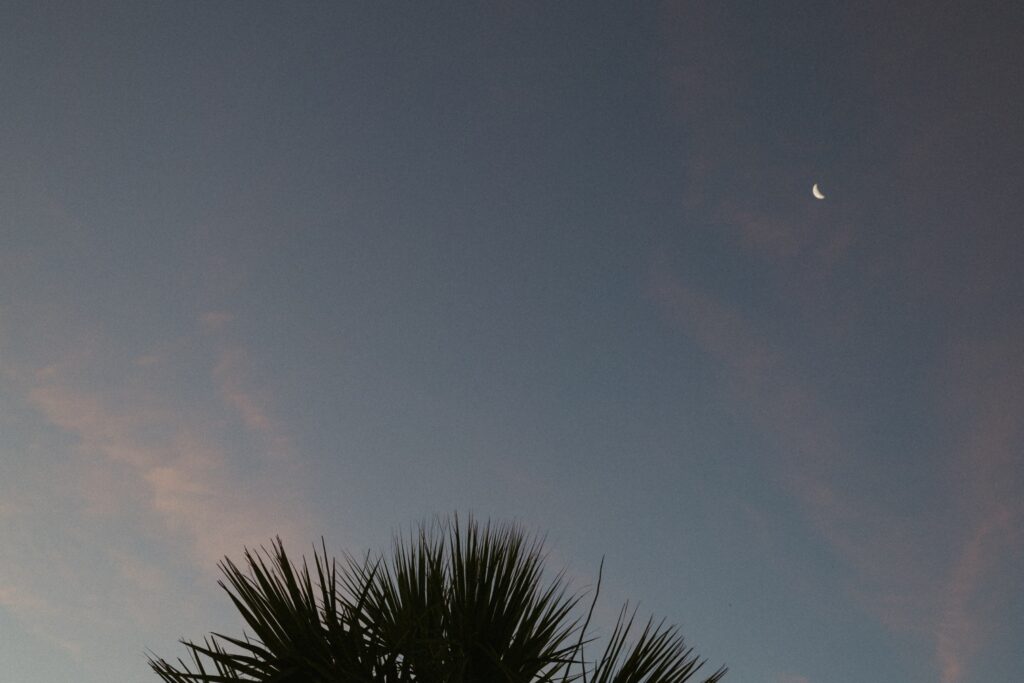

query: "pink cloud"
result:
(649, 267), (1022, 681)
(132, 353), (162, 367)
(111, 550), (170, 595)
(28, 383), (164, 469)
(933, 341), (1023, 682)
(26, 348), (313, 570)
(648, 267), (844, 471)
(936, 511), (1011, 683)
(214, 348), (273, 432)
(0, 581), (84, 659)
(651, 6), (1022, 678)
(0, 583), (50, 616)
(199, 310), (234, 330)
(213, 346), (293, 458)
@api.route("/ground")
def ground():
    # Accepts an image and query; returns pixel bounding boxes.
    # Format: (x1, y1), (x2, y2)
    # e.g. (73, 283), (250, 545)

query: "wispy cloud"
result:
(0, 500), (19, 519)
(936, 512), (1010, 683)
(0, 583), (51, 620)
(0, 312), (319, 677)
(649, 267), (1021, 681)
(934, 341), (1023, 683)
(27, 345), (313, 569)
(213, 346), (293, 458)
(650, 7), (1023, 679)
(199, 310), (235, 331)
(0, 583), (83, 658)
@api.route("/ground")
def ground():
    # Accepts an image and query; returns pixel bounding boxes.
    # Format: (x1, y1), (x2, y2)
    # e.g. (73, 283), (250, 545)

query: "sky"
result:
(1, 3), (1022, 682)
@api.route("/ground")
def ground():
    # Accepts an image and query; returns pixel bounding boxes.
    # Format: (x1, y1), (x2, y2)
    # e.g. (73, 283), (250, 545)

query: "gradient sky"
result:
(2, 3), (1022, 682)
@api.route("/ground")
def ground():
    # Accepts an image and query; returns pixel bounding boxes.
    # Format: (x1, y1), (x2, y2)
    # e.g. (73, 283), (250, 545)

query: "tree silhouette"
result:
(149, 515), (726, 682)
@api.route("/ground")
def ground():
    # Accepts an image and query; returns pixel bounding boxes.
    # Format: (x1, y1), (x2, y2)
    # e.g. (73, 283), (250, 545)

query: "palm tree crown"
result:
(149, 515), (727, 683)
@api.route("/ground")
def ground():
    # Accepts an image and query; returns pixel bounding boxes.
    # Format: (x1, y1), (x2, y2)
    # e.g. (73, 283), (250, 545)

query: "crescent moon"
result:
(812, 183), (825, 200)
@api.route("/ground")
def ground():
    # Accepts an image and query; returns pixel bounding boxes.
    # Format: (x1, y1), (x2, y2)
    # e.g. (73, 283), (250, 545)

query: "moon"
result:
(812, 183), (825, 200)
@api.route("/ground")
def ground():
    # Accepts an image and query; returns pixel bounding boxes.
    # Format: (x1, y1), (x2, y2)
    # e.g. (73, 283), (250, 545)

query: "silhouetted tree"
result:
(149, 515), (726, 682)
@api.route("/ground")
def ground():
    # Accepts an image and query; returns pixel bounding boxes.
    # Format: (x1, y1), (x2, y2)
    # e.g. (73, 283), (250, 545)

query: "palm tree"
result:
(148, 515), (726, 682)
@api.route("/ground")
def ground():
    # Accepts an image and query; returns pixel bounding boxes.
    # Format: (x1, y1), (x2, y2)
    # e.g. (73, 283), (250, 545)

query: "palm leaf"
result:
(147, 515), (726, 683)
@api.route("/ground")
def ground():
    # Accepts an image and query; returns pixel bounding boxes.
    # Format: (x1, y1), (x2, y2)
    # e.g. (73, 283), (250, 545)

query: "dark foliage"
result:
(149, 516), (726, 683)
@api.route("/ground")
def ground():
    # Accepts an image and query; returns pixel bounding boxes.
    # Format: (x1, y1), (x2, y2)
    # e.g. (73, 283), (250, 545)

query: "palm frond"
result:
(588, 604), (727, 683)
(147, 515), (727, 683)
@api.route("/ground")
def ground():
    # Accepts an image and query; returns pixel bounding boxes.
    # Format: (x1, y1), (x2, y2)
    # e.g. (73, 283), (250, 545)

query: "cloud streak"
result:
(0, 312), (319, 680)
(934, 341), (1023, 682)
(649, 267), (1021, 682)
(213, 346), (294, 459)
(651, 6), (1024, 679)
(26, 340), (313, 569)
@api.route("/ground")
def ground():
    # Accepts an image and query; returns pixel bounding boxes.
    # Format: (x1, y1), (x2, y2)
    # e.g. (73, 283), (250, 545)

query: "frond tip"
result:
(147, 514), (727, 683)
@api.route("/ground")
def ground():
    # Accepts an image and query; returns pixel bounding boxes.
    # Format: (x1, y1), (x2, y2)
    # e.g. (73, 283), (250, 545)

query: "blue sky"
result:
(1, 3), (1022, 682)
